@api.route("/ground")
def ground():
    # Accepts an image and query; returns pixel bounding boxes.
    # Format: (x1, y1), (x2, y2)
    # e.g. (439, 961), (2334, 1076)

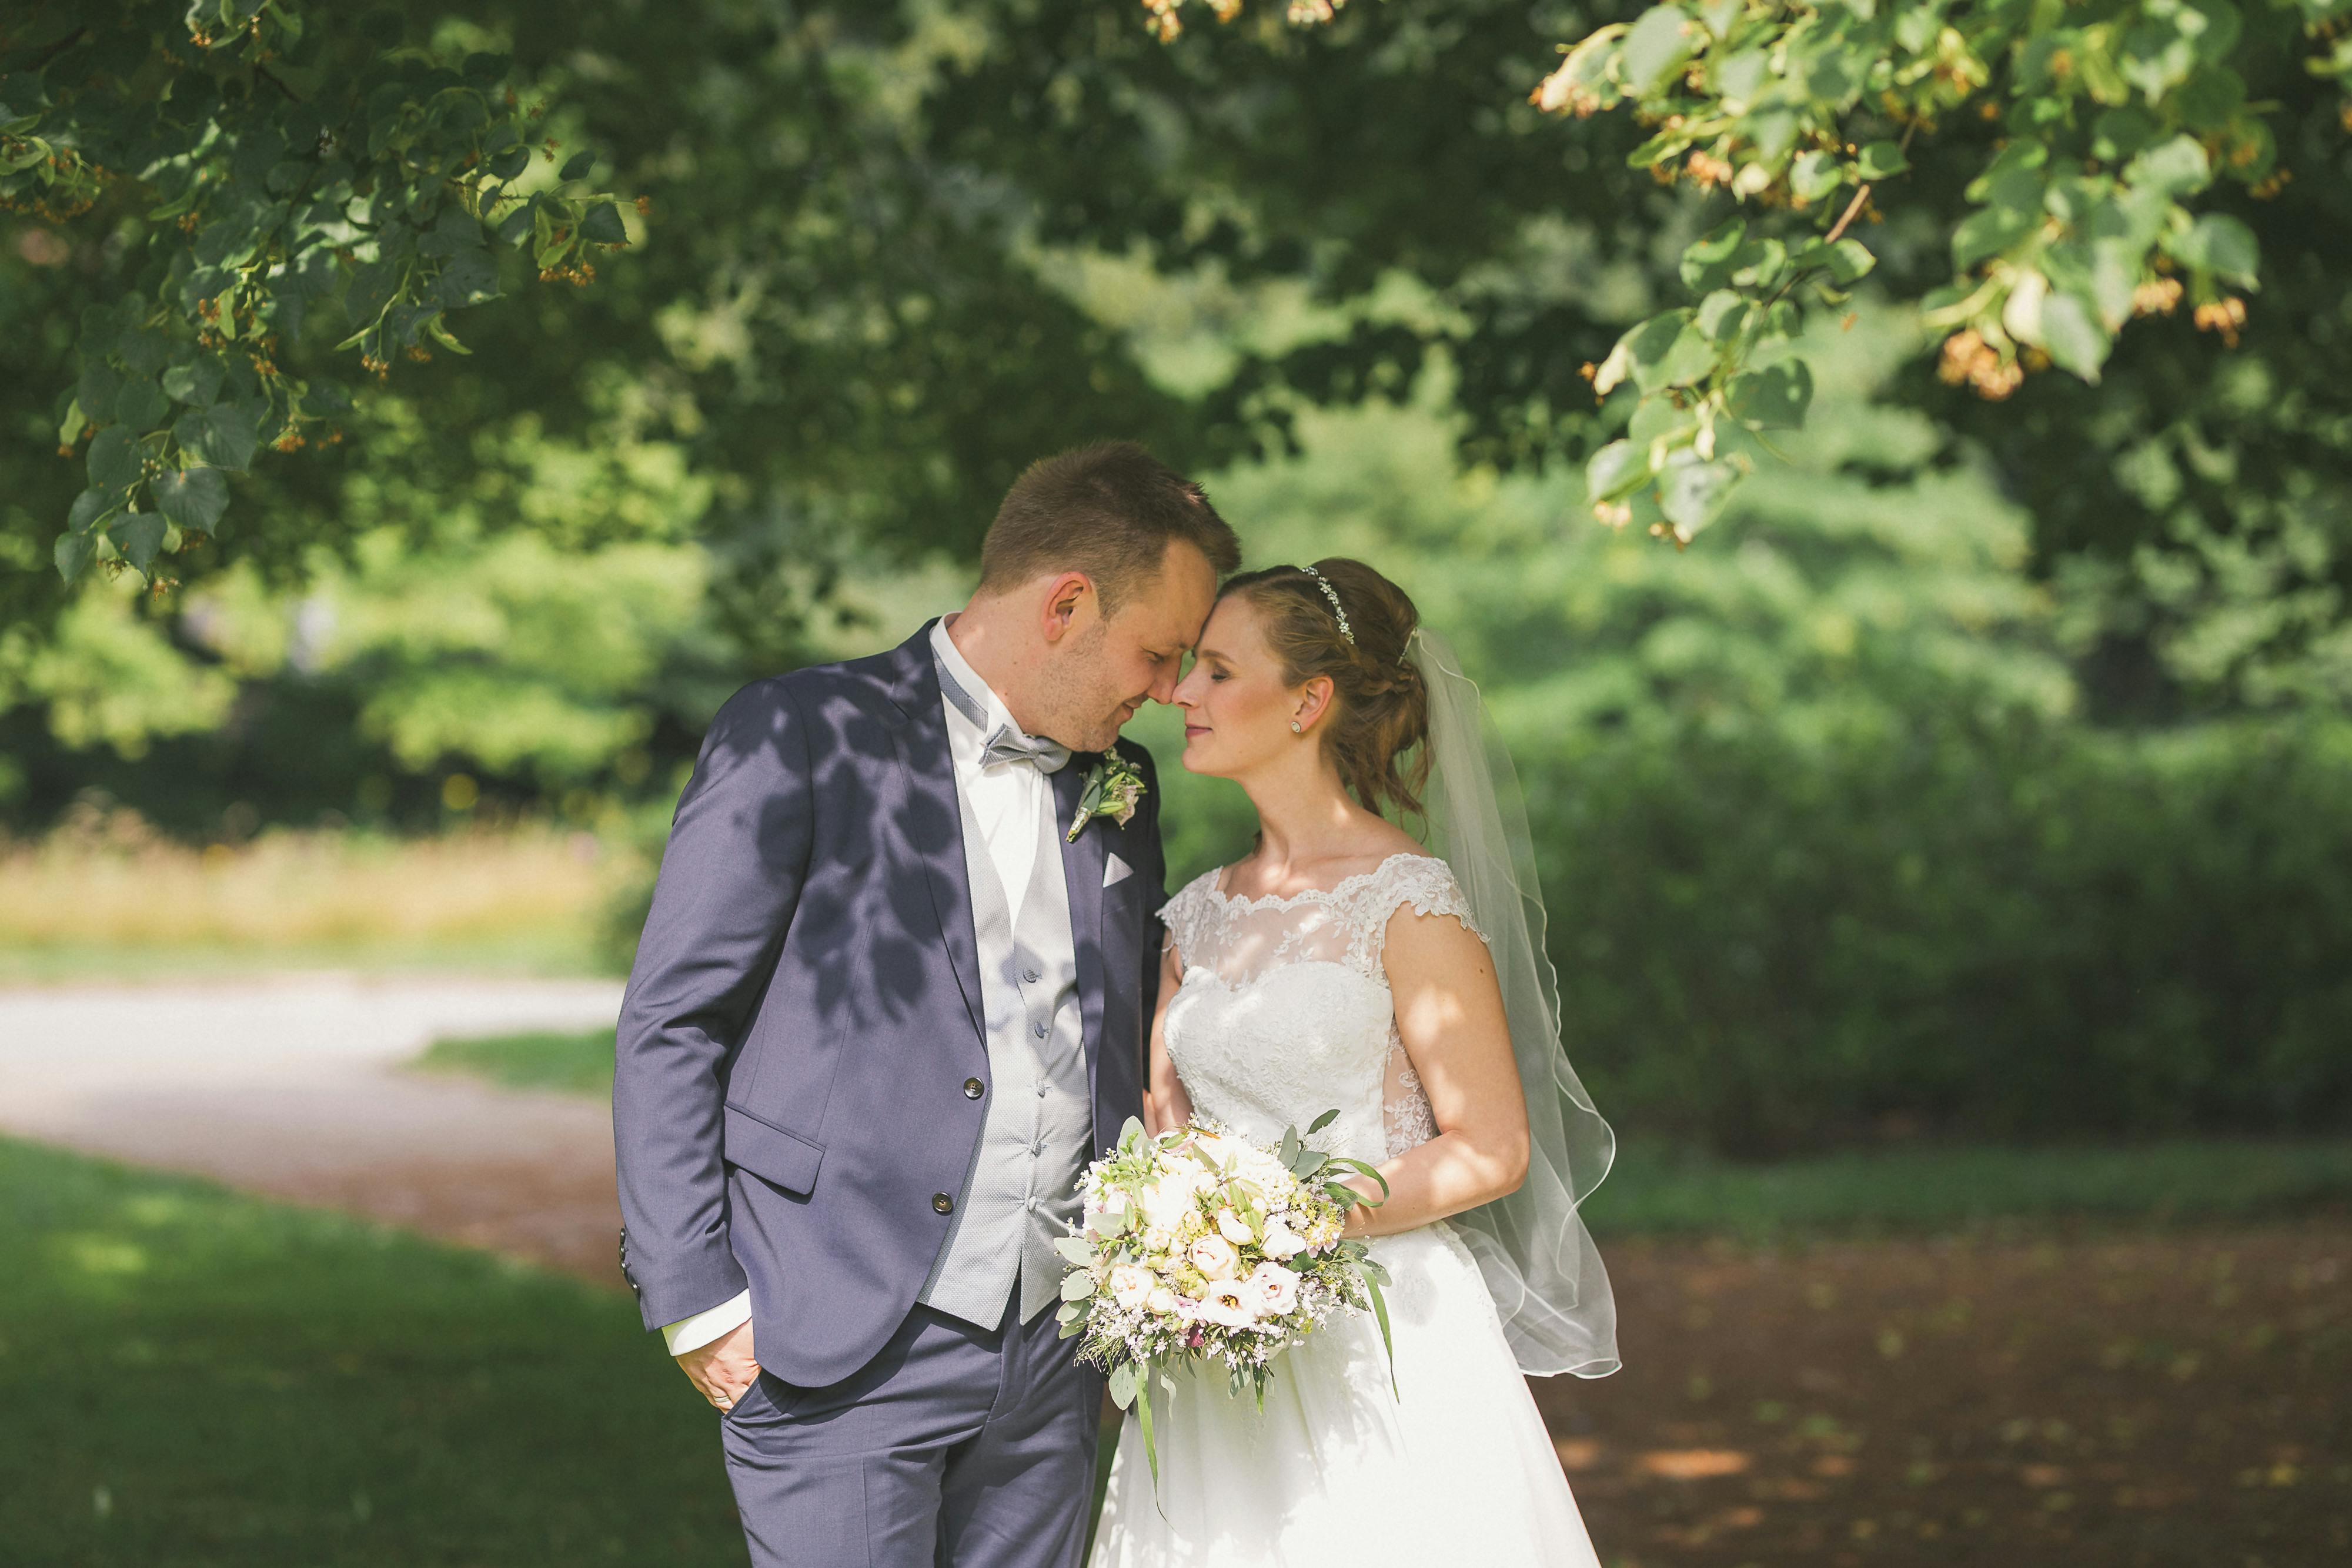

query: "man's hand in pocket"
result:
(678, 1319), (760, 1410)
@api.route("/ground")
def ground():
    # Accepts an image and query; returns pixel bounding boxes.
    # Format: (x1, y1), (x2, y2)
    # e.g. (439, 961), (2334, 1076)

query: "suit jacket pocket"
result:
(722, 1101), (826, 1195)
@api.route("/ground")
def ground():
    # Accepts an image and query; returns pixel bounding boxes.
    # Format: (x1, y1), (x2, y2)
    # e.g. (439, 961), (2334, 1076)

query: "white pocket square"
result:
(1103, 853), (1134, 889)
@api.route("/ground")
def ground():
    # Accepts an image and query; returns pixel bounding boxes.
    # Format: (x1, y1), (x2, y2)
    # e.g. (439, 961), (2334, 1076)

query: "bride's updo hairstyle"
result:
(1219, 557), (1430, 818)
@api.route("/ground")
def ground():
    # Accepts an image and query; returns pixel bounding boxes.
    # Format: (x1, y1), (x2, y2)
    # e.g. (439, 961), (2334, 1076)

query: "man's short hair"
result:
(978, 442), (1242, 613)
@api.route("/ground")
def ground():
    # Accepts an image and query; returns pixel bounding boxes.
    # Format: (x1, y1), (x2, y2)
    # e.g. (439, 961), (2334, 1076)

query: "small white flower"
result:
(1215, 1207), (1255, 1246)
(1108, 1263), (1152, 1309)
(1187, 1233), (1239, 1281)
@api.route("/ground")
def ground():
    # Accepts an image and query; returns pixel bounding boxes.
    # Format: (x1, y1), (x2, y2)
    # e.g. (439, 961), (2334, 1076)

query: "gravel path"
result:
(0, 974), (629, 1285)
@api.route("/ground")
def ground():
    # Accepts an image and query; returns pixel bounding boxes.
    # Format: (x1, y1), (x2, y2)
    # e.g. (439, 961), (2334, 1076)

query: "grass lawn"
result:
(419, 1027), (2352, 1239)
(410, 1026), (618, 1095)
(0, 1136), (744, 1567)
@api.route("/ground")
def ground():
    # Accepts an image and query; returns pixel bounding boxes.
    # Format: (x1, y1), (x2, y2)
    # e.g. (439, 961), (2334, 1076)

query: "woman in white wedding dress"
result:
(1090, 560), (1618, 1568)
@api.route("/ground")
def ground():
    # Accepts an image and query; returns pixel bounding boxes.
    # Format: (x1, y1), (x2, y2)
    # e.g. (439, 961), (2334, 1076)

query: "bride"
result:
(1089, 559), (1620, 1567)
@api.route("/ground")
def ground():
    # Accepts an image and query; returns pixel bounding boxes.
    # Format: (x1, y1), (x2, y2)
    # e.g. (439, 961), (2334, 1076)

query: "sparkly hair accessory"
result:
(1295, 564), (1354, 645)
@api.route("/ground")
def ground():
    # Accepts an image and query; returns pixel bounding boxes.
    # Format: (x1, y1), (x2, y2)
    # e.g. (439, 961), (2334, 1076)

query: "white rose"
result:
(1187, 1233), (1239, 1281)
(1108, 1263), (1152, 1309)
(1141, 1226), (1172, 1253)
(1260, 1220), (1307, 1260)
(1214, 1207), (1255, 1246)
(1147, 1285), (1178, 1315)
(1246, 1261), (1299, 1318)
(1142, 1170), (1202, 1232)
(1196, 1279), (1255, 1328)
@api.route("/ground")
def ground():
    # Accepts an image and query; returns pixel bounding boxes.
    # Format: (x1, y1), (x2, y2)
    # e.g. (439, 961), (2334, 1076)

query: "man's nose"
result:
(1150, 666), (1183, 704)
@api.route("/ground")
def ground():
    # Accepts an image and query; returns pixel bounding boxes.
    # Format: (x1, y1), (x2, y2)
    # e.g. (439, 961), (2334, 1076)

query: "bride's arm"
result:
(1337, 906), (1531, 1238)
(1142, 940), (1194, 1134)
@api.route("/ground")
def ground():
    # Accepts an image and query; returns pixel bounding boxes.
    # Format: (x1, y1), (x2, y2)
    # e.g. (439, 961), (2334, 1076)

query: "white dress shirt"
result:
(659, 614), (1051, 1356)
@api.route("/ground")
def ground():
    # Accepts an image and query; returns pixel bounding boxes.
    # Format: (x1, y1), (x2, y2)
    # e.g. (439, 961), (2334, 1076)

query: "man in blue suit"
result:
(614, 442), (1238, 1567)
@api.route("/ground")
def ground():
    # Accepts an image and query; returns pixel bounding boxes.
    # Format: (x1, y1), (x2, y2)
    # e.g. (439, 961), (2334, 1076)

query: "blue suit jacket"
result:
(612, 622), (1165, 1386)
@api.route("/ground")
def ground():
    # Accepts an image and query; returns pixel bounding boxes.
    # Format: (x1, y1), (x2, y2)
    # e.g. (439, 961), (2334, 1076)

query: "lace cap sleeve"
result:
(1347, 853), (1489, 977)
(1158, 867), (1223, 967)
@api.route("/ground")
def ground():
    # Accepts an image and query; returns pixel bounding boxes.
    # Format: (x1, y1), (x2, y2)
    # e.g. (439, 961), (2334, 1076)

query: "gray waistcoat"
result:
(915, 668), (1095, 1328)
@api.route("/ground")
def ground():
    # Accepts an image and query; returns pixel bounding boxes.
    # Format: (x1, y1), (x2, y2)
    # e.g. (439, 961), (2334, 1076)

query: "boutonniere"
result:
(1066, 752), (1147, 842)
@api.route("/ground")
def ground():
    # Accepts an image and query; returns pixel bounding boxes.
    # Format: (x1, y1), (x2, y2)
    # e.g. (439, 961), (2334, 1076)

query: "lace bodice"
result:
(1160, 852), (1489, 1166)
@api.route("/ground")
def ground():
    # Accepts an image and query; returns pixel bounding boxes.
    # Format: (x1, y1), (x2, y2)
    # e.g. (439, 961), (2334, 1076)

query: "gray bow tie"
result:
(936, 645), (1072, 774)
(979, 726), (1073, 775)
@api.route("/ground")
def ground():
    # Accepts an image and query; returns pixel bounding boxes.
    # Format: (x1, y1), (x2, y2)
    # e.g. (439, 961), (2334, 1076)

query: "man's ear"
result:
(1039, 571), (1094, 644)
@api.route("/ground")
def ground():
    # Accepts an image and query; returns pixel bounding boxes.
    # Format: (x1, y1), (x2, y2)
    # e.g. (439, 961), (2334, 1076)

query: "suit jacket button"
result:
(963, 1077), (985, 1099)
(931, 1192), (956, 1215)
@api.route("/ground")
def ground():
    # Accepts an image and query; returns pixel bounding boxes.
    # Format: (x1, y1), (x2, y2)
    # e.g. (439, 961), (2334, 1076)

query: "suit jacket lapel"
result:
(884, 624), (985, 1051)
(1053, 758), (1110, 1106)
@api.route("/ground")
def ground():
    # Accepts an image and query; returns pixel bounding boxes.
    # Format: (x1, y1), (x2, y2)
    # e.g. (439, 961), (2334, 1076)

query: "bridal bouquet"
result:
(1057, 1111), (1394, 1485)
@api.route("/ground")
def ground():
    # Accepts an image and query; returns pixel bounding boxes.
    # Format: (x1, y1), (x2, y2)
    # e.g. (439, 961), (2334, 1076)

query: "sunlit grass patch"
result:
(410, 1027), (616, 1095)
(0, 1136), (741, 1566)
(0, 820), (617, 980)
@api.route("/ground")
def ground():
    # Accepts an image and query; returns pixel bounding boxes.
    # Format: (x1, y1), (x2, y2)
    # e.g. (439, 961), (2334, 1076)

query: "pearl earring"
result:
(1289, 719), (1303, 734)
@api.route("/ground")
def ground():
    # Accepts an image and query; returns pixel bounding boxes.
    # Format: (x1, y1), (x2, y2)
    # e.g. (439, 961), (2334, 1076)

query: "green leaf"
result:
(1824, 239), (1876, 285)
(153, 467), (229, 533)
(1107, 1360), (1138, 1410)
(54, 530), (96, 583)
(439, 250), (501, 308)
(1585, 438), (1651, 503)
(580, 200), (627, 246)
(68, 488), (115, 534)
(1622, 5), (1696, 96)
(1060, 1270), (1095, 1302)
(175, 402), (259, 472)
(110, 511), (166, 573)
(1308, 1108), (1339, 1134)
(1855, 141), (1908, 180)
(2167, 213), (2259, 287)
(162, 359), (226, 407)
(115, 375), (169, 432)
(88, 425), (141, 492)
(2124, 135), (2211, 200)
(1658, 452), (1739, 534)
(1726, 360), (1813, 429)
(1789, 151), (1842, 204)
(559, 151), (595, 181)
(2040, 290), (2109, 381)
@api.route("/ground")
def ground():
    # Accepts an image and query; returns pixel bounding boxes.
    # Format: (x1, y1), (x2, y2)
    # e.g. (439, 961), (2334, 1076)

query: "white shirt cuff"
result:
(660, 1290), (752, 1356)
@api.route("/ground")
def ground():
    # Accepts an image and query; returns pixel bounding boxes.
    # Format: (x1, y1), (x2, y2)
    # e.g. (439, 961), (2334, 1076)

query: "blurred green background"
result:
(6, 4), (2350, 1564)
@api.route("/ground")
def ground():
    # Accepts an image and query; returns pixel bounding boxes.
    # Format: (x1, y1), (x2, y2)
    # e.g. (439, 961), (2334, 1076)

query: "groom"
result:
(613, 441), (1238, 1567)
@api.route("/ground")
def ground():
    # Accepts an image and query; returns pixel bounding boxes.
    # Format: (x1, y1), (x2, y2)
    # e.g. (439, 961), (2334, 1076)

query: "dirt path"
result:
(4, 976), (2344, 1563)
(0, 975), (629, 1282)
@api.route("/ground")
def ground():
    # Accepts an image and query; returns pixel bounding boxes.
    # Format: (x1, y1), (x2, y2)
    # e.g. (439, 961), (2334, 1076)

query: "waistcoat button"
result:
(931, 1192), (956, 1215)
(1032, 1021), (1048, 1038)
(963, 1077), (984, 1099)
(1022, 968), (1041, 984)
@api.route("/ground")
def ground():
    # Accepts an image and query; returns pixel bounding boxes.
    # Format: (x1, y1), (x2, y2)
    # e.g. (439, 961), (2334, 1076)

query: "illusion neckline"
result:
(1201, 850), (1445, 914)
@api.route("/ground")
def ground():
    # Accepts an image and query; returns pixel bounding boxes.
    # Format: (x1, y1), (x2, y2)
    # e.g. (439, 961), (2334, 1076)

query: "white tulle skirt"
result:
(1088, 1220), (1604, 1568)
